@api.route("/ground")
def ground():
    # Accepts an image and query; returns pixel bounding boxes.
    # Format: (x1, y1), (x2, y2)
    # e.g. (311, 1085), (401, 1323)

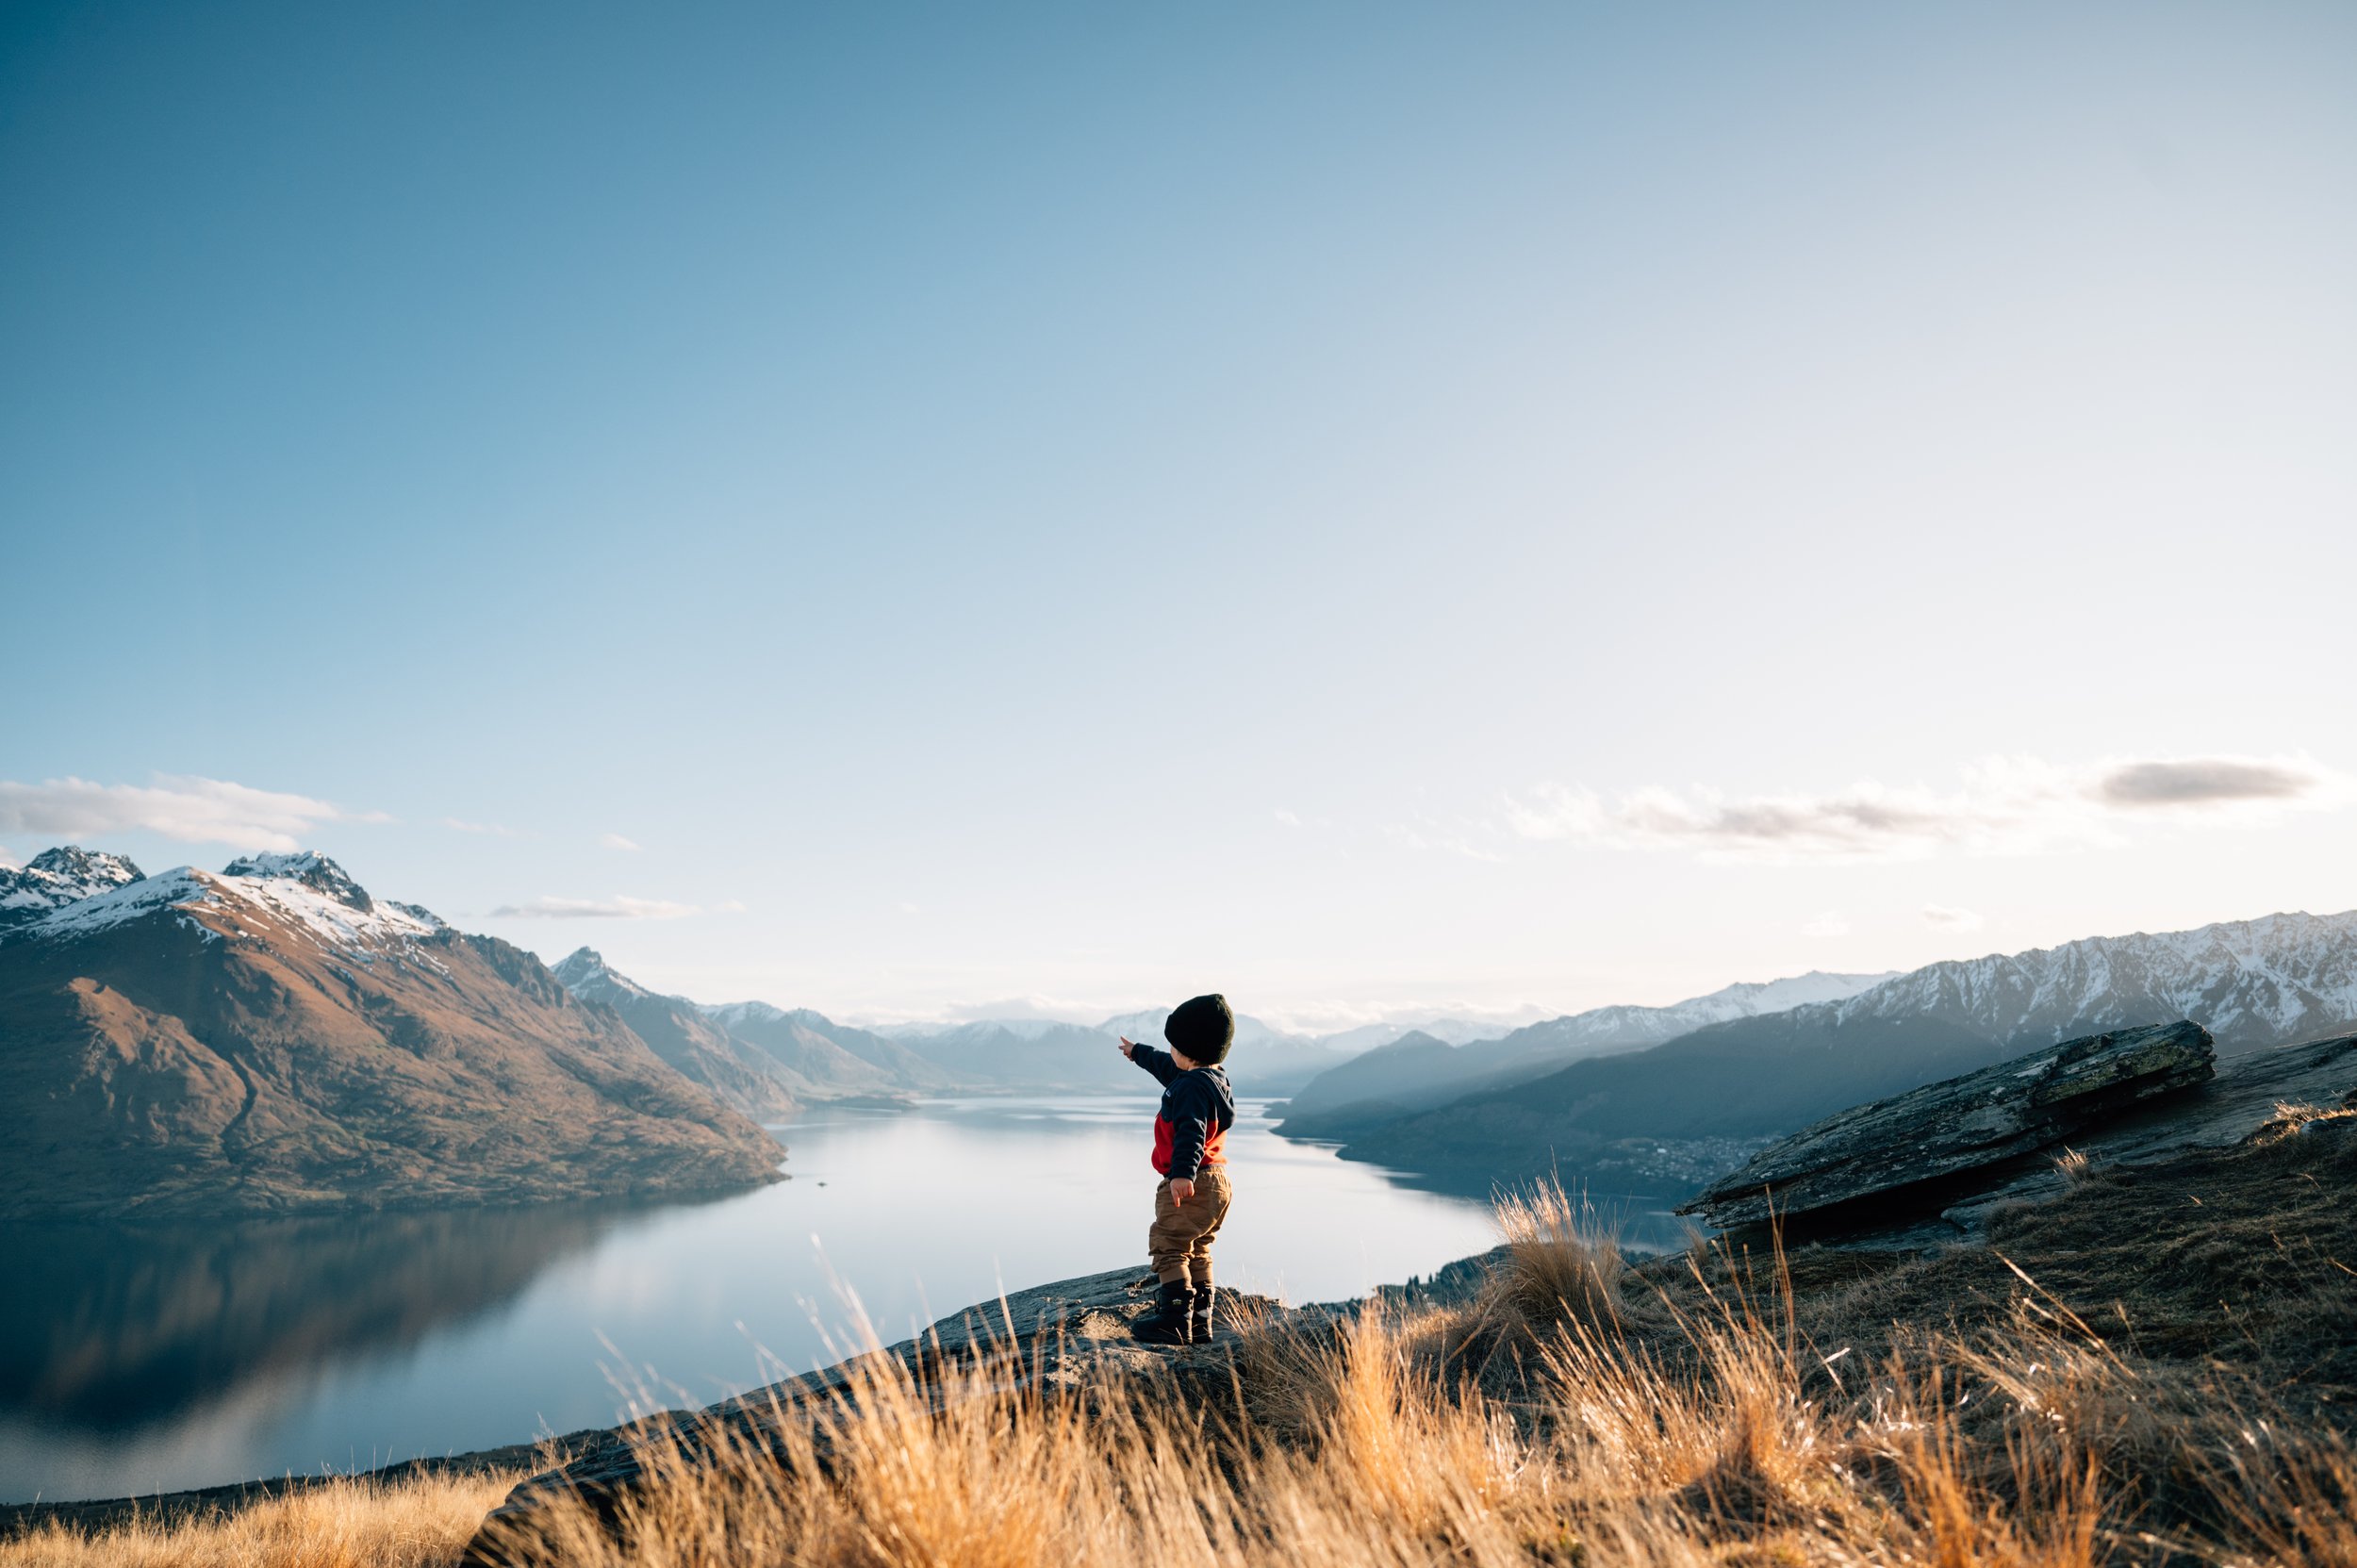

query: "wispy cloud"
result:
(1272, 808), (1302, 828)
(1384, 818), (1508, 863)
(489, 895), (696, 919)
(1801, 911), (1852, 938)
(1502, 753), (2344, 864)
(1922, 903), (1986, 932)
(0, 774), (380, 851)
(598, 833), (641, 851)
(441, 817), (519, 836)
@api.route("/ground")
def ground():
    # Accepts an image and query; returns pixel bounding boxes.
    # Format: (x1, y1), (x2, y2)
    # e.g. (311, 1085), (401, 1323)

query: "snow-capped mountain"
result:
(0, 846), (145, 930)
(1495, 969), (1902, 1059)
(1332, 908), (2357, 1199)
(10, 850), (448, 957)
(552, 946), (654, 1003)
(1795, 910), (2357, 1054)
(0, 848), (781, 1221)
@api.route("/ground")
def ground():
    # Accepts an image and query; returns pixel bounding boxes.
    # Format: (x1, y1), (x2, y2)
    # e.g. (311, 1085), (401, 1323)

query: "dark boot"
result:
(1191, 1283), (1217, 1345)
(1131, 1280), (1196, 1345)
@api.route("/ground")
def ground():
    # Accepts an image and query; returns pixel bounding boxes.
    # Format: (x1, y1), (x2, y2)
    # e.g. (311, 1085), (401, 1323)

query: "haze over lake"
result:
(0, 1098), (1689, 1504)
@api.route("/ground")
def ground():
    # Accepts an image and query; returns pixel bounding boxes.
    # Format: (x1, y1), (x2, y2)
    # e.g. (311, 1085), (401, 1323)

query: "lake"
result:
(0, 1097), (1689, 1503)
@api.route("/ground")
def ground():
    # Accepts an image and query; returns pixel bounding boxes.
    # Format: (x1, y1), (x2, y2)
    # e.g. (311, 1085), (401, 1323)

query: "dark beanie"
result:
(1164, 994), (1235, 1065)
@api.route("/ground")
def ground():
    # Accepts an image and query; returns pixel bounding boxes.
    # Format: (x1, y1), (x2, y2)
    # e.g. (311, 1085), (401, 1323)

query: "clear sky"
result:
(5, 3), (2354, 1033)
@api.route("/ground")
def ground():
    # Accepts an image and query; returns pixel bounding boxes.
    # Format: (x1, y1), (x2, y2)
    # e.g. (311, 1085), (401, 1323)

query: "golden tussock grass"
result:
(0, 1469), (518, 1568)
(11, 1142), (2355, 1568)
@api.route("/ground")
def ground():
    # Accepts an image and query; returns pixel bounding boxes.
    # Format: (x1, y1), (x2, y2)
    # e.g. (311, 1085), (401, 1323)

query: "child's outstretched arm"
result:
(1117, 1036), (1183, 1085)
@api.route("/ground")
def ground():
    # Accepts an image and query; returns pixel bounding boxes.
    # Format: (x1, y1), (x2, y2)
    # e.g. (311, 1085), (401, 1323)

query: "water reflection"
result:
(0, 1201), (666, 1433)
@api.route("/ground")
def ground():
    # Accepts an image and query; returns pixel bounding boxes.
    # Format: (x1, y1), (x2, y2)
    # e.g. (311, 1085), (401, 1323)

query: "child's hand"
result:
(1116, 1035), (1137, 1060)
(1169, 1177), (1195, 1206)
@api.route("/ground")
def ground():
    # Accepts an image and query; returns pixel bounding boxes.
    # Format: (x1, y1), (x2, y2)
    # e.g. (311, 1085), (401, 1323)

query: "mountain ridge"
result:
(0, 850), (783, 1221)
(1332, 906), (2357, 1197)
(1277, 968), (1897, 1139)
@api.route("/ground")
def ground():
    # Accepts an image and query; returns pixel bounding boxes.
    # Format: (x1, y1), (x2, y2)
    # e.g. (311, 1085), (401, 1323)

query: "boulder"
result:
(1679, 1020), (2215, 1232)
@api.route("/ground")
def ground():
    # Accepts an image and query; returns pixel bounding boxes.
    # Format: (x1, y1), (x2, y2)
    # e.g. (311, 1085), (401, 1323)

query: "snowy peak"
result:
(1665, 969), (1903, 1024)
(223, 850), (373, 913)
(1506, 968), (1901, 1055)
(0, 846), (145, 929)
(8, 861), (442, 955)
(552, 947), (652, 1004)
(1802, 909), (2357, 1052)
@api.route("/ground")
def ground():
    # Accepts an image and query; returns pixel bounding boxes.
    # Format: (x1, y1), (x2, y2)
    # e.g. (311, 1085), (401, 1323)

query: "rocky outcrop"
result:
(1680, 1020), (2216, 1231)
(463, 1266), (1289, 1568)
(0, 847), (143, 930)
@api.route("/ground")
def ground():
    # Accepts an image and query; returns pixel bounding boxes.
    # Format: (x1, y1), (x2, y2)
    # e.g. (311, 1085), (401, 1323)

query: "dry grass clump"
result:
(0, 1468), (517, 1568)
(1488, 1180), (1625, 1332)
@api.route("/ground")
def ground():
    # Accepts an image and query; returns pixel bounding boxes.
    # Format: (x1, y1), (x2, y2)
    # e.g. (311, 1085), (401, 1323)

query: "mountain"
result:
(0, 850), (783, 1221)
(1335, 909), (2357, 1198)
(896, 1019), (1145, 1090)
(1310, 1012), (1553, 1054)
(701, 1000), (955, 1094)
(1094, 1007), (1363, 1094)
(865, 1008), (1370, 1096)
(1277, 970), (1898, 1140)
(0, 847), (145, 931)
(552, 949), (808, 1121)
(1758, 911), (2357, 1056)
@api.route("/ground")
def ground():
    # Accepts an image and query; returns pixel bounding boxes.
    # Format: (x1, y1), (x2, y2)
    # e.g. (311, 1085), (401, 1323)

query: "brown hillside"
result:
(0, 863), (783, 1221)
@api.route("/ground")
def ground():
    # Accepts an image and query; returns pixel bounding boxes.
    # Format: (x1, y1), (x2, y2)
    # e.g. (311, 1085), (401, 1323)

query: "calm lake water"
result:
(0, 1098), (1689, 1503)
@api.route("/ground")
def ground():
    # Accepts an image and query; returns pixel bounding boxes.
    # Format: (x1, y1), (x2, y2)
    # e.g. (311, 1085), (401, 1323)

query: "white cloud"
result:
(0, 774), (377, 852)
(1273, 808), (1302, 828)
(716, 899), (749, 914)
(1802, 911), (1852, 938)
(1502, 753), (2344, 864)
(1922, 903), (1986, 932)
(598, 833), (642, 851)
(489, 895), (696, 919)
(441, 817), (519, 836)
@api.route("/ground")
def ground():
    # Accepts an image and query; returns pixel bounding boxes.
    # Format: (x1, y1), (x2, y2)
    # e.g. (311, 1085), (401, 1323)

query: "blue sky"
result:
(5, 2), (2355, 1032)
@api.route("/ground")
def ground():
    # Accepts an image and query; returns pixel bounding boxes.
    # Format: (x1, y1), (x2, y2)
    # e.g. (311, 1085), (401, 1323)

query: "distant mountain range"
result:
(0, 850), (783, 1221)
(1277, 970), (1897, 1141)
(1314, 910), (2357, 1198)
(551, 949), (961, 1118)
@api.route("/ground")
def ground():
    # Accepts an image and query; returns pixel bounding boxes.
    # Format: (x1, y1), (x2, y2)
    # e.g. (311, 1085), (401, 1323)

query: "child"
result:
(1116, 993), (1237, 1345)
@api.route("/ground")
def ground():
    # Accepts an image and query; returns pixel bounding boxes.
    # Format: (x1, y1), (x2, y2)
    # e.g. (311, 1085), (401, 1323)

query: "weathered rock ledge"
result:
(1683, 1021), (2357, 1248)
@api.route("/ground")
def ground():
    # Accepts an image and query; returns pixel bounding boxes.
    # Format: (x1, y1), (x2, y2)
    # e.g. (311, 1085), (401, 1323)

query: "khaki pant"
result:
(1148, 1167), (1233, 1287)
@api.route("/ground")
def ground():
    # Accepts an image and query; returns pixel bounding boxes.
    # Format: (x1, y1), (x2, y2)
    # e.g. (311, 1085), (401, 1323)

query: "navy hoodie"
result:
(1129, 1044), (1235, 1182)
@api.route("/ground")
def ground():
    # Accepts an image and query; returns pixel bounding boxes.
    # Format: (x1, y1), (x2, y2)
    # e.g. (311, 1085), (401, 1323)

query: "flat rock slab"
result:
(1680, 1020), (2216, 1231)
(463, 1266), (1294, 1567)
